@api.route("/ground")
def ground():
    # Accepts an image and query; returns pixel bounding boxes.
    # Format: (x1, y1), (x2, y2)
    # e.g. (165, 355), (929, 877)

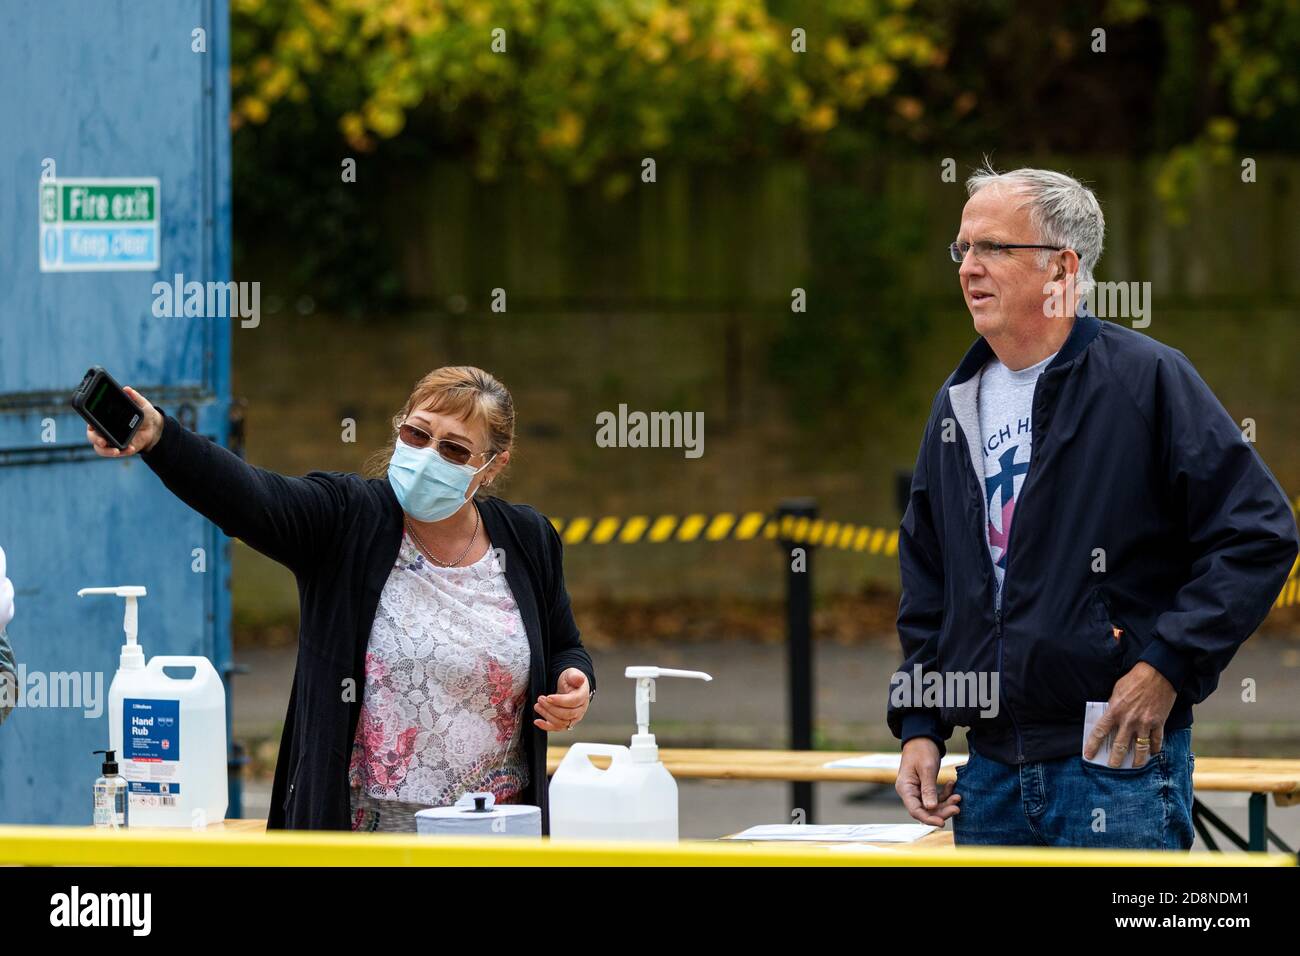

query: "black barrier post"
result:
(778, 497), (817, 823)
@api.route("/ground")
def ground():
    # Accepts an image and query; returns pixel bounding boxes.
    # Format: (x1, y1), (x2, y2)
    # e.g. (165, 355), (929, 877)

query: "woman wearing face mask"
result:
(85, 366), (595, 832)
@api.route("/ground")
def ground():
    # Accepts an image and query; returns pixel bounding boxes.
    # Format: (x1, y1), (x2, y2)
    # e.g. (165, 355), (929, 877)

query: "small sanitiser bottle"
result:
(93, 749), (128, 829)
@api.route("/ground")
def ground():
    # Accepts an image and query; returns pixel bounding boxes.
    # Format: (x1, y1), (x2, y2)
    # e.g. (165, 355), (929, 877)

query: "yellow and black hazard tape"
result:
(1276, 499), (1300, 609)
(548, 511), (899, 556)
(549, 497), (1300, 606)
(1276, 555), (1300, 610)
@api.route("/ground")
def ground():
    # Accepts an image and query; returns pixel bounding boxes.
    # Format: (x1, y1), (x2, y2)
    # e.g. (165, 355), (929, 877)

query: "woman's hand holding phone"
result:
(85, 386), (164, 457)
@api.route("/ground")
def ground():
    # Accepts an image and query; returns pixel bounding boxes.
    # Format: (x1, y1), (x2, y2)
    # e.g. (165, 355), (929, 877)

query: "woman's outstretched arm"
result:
(86, 386), (347, 576)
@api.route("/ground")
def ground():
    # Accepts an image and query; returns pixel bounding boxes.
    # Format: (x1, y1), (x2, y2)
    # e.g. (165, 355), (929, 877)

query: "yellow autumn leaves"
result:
(230, 0), (944, 182)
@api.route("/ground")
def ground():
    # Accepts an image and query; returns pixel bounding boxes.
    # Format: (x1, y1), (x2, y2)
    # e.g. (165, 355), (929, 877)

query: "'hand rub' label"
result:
(122, 698), (181, 807)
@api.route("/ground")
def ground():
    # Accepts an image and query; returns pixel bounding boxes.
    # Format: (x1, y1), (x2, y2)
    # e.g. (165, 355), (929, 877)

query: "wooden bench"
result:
(547, 746), (1300, 852)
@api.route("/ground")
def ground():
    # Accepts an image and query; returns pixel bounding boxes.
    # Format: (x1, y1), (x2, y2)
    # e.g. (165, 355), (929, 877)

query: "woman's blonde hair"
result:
(363, 366), (516, 483)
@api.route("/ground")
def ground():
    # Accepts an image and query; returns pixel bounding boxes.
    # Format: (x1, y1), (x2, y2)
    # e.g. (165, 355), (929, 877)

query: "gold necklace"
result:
(405, 502), (481, 567)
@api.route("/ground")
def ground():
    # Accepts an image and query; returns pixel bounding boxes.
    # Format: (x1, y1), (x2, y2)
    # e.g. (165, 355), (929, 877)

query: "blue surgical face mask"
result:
(387, 439), (491, 522)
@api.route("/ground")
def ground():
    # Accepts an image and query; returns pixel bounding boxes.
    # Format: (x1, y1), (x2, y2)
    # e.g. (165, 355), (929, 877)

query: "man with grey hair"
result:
(888, 164), (1298, 848)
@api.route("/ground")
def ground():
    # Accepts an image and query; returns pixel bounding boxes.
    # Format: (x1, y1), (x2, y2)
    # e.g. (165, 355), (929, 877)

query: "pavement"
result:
(231, 636), (1300, 849)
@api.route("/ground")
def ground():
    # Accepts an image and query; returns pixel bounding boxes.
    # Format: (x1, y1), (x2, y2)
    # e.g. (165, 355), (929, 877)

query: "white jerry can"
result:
(549, 666), (711, 842)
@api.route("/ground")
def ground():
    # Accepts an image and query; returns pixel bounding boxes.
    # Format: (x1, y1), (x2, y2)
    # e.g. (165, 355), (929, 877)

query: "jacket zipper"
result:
(990, 375), (1059, 764)
(993, 381), (1055, 764)
(994, 604), (1025, 762)
(961, 416), (1027, 763)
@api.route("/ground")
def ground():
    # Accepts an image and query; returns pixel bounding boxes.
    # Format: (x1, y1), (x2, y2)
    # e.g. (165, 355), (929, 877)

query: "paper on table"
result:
(1083, 700), (1134, 768)
(822, 753), (967, 770)
(723, 823), (936, 843)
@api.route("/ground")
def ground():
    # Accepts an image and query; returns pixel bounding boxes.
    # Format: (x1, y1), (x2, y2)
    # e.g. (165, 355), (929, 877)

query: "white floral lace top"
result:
(347, 529), (531, 823)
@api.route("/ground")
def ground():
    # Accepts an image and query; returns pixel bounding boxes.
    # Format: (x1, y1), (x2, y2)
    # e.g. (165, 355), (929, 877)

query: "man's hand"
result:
(896, 736), (960, 826)
(1082, 661), (1177, 768)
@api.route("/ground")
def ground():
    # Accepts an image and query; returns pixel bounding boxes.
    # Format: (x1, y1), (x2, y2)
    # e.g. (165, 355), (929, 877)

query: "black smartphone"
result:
(70, 366), (144, 451)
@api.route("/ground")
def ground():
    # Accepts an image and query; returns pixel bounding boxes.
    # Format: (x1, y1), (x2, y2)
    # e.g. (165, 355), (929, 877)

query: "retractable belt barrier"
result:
(547, 500), (1300, 611)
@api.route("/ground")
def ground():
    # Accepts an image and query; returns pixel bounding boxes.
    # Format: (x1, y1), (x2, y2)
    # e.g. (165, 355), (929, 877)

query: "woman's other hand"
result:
(534, 668), (591, 732)
(85, 385), (164, 458)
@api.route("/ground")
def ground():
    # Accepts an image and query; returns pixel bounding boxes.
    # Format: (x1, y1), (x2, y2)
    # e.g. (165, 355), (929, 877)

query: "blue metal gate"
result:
(0, 0), (232, 823)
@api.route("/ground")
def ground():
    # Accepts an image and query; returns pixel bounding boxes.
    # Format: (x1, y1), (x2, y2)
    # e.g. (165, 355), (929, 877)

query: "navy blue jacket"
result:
(888, 310), (1298, 764)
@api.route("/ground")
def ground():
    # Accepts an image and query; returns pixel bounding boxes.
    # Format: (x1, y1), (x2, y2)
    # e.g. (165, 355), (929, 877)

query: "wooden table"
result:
(547, 746), (1300, 852)
(194, 819), (268, 833)
(126, 752), (1300, 852)
(96, 818), (268, 833)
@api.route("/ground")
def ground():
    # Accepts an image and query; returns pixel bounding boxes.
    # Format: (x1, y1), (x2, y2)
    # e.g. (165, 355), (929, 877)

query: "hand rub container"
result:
(80, 586), (227, 827)
(548, 666), (712, 841)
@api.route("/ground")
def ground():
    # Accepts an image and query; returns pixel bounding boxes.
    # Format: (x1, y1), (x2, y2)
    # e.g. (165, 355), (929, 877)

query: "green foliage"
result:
(232, 0), (1300, 188)
(230, 0), (947, 306)
(1116, 0), (1300, 221)
(232, 0), (943, 188)
(229, 0), (1300, 302)
(1209, 0), (1300, 122)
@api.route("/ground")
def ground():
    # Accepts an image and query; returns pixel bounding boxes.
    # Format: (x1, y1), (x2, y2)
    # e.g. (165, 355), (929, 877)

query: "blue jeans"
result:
(952, 727), (1195, 849)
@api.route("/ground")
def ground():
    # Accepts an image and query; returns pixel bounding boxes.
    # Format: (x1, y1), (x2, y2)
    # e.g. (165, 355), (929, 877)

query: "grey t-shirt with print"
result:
(978, 349), (1057, 607)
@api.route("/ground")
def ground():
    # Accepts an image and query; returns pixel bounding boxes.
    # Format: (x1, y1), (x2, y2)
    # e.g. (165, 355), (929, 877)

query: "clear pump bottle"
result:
(93, 748), (128, 829)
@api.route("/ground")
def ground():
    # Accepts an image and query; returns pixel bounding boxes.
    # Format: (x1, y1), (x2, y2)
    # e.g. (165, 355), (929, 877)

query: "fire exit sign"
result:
(39, 177), (160, 271)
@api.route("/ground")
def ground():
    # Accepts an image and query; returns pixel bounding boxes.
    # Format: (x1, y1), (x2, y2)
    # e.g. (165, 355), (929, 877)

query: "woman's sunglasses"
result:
(398, 422), (494, 470)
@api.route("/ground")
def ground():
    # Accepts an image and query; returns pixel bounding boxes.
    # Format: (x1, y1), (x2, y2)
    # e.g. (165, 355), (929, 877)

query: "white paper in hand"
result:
(1082, 701), (1133, 768)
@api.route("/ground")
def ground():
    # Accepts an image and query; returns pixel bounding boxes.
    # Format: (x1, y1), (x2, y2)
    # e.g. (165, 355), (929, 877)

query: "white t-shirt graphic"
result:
(978, 350), (1057, 606)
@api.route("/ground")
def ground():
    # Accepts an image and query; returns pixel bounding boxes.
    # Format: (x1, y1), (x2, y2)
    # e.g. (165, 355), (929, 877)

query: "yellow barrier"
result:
(0, 825), (1290, 867)
(546, 507), (1300, 610)
(549, 511), (899, 556)
(1276, 552), (1300, 610)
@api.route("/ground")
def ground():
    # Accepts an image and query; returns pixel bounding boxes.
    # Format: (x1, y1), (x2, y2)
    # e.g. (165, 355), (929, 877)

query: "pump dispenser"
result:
(78, 586), (147, 670)
(549, 665), (712, 841)
(626, 666), (711, 763)
(92, 748), (128, 829)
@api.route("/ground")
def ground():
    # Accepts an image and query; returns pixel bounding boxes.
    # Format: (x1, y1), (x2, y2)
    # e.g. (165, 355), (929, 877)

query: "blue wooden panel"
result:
(0, 1), (219, 397)
(0, 457), (216, 823)
(0, 0), (231, 823)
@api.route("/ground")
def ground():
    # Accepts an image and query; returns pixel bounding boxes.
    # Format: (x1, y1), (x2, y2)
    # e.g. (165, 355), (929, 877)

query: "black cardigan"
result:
(140, 409), (596, 831)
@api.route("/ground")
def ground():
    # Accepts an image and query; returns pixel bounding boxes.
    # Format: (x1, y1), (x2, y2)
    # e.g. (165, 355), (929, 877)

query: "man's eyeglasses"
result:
(398, 422), (495, 470)
(949, 240), (1065, 263)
